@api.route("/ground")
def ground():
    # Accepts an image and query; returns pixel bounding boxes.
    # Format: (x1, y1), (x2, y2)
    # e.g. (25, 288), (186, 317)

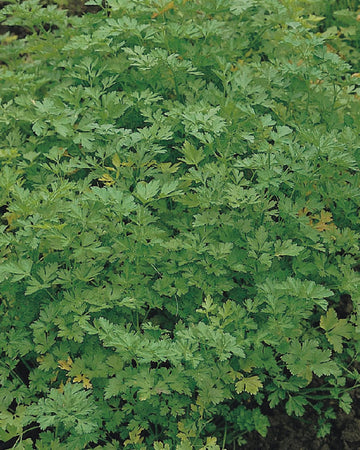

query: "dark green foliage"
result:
(1, 0), (360, 448)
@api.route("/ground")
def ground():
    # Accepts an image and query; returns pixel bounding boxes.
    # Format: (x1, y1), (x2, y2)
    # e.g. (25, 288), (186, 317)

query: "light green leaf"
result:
(274, 239), (304, 257)
(236, 375), (263, 395)
(134, 180), (160, 203)
(320, 308), (353, 352)
(178, 141), (205, 166)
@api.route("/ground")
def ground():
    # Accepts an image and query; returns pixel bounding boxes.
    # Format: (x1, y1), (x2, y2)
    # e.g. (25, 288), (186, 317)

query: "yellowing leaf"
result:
(2, 34), (18, 44)
(297, 207), (310, 217)
(142, 159), (157, 168)
(235, 375), (263, 395)
(5, 212), (21, 228)
(58, 356), (73, 371)
(151, 1), (175, 19)
(98, 173), (115, 186)
(177, 420), (197, 439)
(305, 14), (325, 23)
(138, 392), (149, 401)
(153, 442), (171, 450)
(310, 210), (337, 232)
(158, 162), (181, 174)
(73, 374), (93, 389)
(112, 153), (121, 169)
(50, 371), (58, 383)
(200, 437), (220, 450)
(227, 368), (241, 381)
(124, 428), (144, 446)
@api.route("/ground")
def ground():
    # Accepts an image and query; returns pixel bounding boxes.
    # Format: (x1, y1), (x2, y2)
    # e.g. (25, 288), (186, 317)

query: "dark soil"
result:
(242, 389), (360, 450)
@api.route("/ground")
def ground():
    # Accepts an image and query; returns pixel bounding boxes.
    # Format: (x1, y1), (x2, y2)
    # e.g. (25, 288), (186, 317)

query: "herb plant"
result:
(1, 0), (360, 448)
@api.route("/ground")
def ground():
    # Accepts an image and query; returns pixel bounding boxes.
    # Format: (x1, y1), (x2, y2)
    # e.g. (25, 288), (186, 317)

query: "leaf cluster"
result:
(1, 0), (360, 448)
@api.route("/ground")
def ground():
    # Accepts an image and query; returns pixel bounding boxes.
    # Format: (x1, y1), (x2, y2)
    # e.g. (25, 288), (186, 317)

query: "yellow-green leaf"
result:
(236, 375), (263, 395)
(112, 153), (121, 168)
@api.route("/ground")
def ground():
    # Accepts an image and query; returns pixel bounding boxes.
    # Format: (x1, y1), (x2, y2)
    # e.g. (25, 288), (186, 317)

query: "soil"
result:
(242, 389), (360, 450)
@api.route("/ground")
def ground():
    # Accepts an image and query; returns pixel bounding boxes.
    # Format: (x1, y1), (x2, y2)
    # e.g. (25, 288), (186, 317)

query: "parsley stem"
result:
(222, 422), (227, 449)
(0, 361), (26, 386)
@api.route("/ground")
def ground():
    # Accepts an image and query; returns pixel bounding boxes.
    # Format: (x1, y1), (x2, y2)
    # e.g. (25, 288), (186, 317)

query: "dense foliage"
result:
(1, 0), (360, 448)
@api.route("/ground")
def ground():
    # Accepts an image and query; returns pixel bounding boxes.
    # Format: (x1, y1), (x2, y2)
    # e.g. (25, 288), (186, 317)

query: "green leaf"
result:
(339, 392), (352, 414)
(0, 259), (33, 282)
(134, 180), (160, 203)
(230, 0), (255, 15)
(285, 395), (307, 417)
(160, 180), (181, 197)
(274, 239), (304, 257)
(1, 0), (360, 446)
(27, 384), (98, 435)
(178, 141), (205, 167)
(320, 308), (353, 352)
(281, 340), (341, 383)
